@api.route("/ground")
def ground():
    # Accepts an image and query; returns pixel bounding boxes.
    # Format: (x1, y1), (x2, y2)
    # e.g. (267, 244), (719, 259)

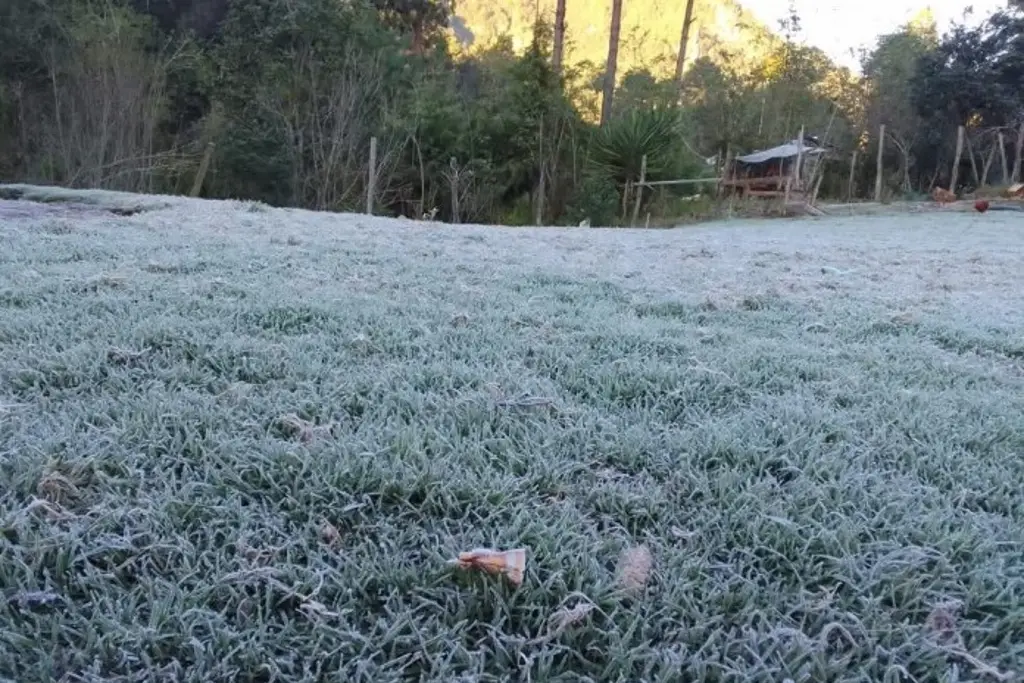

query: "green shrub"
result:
(564, 172), (620, 226)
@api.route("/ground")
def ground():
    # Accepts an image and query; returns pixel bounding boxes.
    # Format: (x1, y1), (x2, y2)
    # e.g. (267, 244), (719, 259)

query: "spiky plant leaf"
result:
(591, 107), (683, 183)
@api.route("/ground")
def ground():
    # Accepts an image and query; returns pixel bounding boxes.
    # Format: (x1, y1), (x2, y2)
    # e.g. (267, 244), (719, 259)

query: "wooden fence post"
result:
(449, 157), (460, 223)
(631, 154), (647, 227)
(1013, 123), (1024, 183)
(190, 142), (215, 198)
(535, 119), (545, 226)
(718, 144), (731, 199)
(366, 136), (378, 215)
(950, 125), (964, 194)
(847, 150), (858, 201)
(998, 131), (1009, 184)
(874, 124), (885, 202)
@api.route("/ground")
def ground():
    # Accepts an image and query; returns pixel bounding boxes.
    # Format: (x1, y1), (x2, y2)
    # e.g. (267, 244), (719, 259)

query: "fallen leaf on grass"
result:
(37, 470), (82, 506)
(528, 593), (599, 644)
(549, 599), (595, 632)
(926, 600), (1015, 682)
(616, 545), (653, 595)
(319, 520), (341, 547)
(106, 347), (149, 366)
(276, 413), (336, 443)
(926, 601), (963, 647)
(450, 548), (526, 586)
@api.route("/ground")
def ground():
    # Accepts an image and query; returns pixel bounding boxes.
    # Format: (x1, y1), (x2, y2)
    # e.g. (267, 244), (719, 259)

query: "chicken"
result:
(931, 187), (957, 204)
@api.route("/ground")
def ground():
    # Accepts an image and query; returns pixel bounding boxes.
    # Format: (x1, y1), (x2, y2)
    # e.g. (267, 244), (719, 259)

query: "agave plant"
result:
(589, 107), (684, 185)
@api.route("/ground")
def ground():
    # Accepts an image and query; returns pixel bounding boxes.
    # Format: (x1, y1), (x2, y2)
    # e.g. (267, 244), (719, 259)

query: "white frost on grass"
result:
(1, 184), (1023, 681)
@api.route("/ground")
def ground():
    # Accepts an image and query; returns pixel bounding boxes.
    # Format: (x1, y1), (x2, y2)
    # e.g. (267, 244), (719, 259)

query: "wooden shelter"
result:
(721, 136), (826, 200)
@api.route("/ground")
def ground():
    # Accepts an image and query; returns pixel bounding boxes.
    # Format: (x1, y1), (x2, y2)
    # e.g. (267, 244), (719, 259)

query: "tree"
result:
(910, 7), (1024, 188)
(674, 0), (696, 97)
(600, 0), (623, 126)
(371, 0), (451, 54)
(552, 0), (566, 75)
(861, 12), (937, 192)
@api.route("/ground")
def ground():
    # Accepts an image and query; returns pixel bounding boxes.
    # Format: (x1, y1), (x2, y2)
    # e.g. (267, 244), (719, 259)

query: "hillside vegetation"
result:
(453, 0), (776, 79)
(2, 0), (1024, 225)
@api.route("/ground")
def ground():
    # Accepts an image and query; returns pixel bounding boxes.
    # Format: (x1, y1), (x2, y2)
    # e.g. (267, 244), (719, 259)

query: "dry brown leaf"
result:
(526, 593), (600, 645)
(319, 520), (341, 547)
(235, 535), (276, 565)
(37, 471), (80, 505)
(926, 602), (962, 647)
(277, 413), (335, 443)
(926, 600), (1015, 682)
(106, 347), (148, 366)
(450, 548), (526, 586)
(616, 545), (653, 595)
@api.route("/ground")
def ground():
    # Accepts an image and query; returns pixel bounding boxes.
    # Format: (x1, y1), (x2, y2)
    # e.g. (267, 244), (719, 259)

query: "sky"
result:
(741, 0), (1007, 71)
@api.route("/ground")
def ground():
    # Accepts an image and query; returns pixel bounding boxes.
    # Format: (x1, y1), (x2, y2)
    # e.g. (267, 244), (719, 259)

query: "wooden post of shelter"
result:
(998, 131), (1009, 184)
(631, 154), (648, 227)
(874, 124), (885, 202)
(366, 136), (378, 215)
(795, 125), (805, 193)
(981, 143), (996, 188)
(950, 125), (965, 194)
(847, 150), (858, 201)
(784, 126), (804, 203)
(190, 142), (215, 198)
(965, 132), (980, 186)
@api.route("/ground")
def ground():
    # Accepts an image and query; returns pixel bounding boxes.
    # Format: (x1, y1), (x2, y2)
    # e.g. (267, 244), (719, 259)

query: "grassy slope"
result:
(1, 187), (1023, 682)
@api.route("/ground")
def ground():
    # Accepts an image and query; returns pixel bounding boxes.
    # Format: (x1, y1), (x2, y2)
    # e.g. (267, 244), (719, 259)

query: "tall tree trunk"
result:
(553, 0), (567, 75)
(674, 0), (696, 98)
(600, 0), (623, 127)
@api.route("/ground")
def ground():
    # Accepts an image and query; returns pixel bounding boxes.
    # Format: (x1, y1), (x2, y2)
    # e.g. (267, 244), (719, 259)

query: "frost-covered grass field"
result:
(1, 184), (1023, 682)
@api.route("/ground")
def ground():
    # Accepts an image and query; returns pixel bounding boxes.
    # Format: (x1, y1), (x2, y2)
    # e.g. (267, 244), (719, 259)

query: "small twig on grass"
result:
(19, 496), (75, 522)
(686, 357), (734, 382)
(495, 395), (557, 409)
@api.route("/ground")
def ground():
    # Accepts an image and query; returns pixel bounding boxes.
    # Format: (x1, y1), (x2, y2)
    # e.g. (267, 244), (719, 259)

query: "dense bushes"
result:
(3, 0), (1023, 223)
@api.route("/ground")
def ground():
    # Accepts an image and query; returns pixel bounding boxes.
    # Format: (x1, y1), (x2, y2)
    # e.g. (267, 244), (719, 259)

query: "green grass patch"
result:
(1, 191), (1022, 681)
